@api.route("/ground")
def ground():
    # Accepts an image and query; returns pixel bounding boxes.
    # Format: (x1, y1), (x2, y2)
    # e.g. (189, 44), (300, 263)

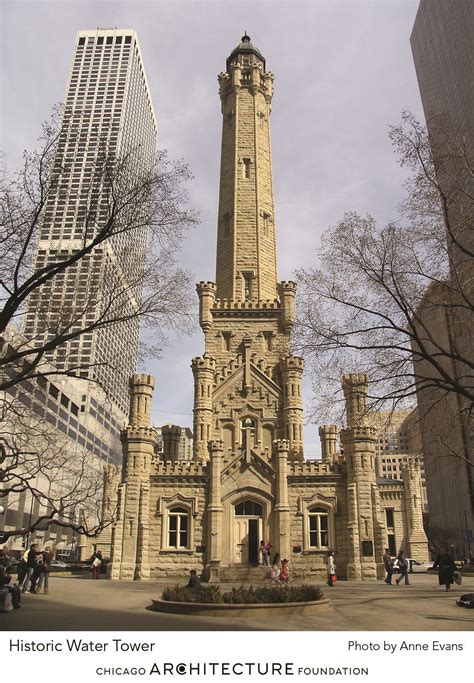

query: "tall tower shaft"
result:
(216, 34), (277, 301)
(193, 35), (303, 463)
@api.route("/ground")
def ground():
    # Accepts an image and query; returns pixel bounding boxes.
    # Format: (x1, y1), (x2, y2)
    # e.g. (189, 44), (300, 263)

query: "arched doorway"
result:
(233, 499), (263, 564)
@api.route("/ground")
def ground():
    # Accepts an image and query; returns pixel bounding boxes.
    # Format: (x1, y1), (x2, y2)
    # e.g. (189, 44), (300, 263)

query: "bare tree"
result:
(295, 113), (473, 428)
(0, 110), (198, 542)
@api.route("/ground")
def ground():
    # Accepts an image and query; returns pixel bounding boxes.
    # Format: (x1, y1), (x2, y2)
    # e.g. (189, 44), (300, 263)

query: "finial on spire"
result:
(242, 31), (251, 42)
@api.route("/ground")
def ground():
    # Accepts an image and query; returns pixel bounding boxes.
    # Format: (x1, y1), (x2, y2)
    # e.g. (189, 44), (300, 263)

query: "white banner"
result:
(1, 631), (472, 681)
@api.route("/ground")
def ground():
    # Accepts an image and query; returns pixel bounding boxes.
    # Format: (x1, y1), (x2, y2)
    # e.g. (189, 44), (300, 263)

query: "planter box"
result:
(150, 597), (330, 618)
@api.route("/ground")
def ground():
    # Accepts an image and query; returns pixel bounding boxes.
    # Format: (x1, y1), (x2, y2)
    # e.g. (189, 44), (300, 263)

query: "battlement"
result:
(121, 425), (157, 440)
(212, 298), (280, 310)
(197, 281), (217, 293)
(278, 281), (297, 292)
(340, 426), (377, 440)
(275, 439), (290, 452)
(153, 460), (207, 477)
(130, 373), (155, 389)
(288, 460), (343, 476)
(209, 439), (224, 452)
(191, 355), (216, 372)
(341, 373), (368, 392)
(281, 355), (304, 372)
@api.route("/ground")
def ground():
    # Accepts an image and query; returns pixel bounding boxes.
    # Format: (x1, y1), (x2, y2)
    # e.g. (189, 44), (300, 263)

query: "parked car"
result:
(392, 558), (433, 573)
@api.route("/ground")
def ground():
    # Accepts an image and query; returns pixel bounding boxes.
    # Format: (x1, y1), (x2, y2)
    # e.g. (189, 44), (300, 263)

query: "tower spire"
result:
(216, 35), (276, 301)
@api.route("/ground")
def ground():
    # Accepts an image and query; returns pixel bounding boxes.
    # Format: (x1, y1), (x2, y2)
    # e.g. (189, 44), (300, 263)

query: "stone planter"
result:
(150, 597), (330, 618)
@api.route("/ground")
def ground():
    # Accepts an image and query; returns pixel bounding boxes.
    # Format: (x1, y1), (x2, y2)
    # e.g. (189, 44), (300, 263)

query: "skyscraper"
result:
(411, 1), (474, 556)
(24, 29), (157, 415)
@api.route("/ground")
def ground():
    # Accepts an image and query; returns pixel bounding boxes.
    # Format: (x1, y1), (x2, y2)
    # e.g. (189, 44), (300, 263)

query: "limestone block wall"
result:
(147, 468), (208, 578)
(286, 465), (351, 581)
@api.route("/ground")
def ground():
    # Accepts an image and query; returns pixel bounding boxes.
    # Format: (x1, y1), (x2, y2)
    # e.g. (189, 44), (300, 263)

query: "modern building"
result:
(107, 36), (428, 582)
(369, 410), (428, 513)
(411, 1), (473, 557)
(1, 328), (125, 556)
(23, 29), (157, 416)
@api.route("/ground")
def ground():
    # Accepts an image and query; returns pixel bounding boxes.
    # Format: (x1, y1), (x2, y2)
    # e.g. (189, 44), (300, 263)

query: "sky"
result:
(0, 0), (425, 458)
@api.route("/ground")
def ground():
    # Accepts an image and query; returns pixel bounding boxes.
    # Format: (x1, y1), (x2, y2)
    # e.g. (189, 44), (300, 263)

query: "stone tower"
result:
(194, 34), (303, 462)
(108, 374), (156, 580)
(341, 373), (385, 581)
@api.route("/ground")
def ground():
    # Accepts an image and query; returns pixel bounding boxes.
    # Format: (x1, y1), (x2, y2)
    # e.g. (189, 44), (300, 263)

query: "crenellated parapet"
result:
(288, 460), (344, 477)
(153, 460), (207, 477)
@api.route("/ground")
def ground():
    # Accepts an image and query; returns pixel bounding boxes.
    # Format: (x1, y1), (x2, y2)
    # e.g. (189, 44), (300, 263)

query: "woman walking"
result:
(36, 546), (53, 594)
(433, 547), (457, 591)
(326, 551), (336, 586)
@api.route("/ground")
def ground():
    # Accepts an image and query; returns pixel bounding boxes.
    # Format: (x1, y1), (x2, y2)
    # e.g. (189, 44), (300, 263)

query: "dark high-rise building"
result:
(411, 1), (474, 557)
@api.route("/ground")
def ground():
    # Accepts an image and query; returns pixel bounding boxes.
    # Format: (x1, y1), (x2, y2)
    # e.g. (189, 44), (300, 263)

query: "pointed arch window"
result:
(308, 507), (329, 549)
(168, 506), (189, 549)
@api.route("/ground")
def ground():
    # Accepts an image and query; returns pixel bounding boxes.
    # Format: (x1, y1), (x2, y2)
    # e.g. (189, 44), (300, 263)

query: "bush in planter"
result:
(161, 584), (222, 604)
(222, 584), (323, 604)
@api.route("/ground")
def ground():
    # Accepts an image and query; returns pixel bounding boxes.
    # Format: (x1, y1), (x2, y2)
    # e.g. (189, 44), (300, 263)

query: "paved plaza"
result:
(1, 574), (473, 631)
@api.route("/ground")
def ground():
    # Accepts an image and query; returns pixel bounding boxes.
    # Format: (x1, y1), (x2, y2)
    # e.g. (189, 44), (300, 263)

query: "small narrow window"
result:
(223, 213), (231, 237)
(222, 332), (232, 351)
(106, 37), (113, 45)
(262, 331), (272, 351)
(262, 212), (270, 236)
(168, 506), (189, 549)
(243, 158), (251, 179)
(125, 36), (132, 44)
(78, 37), (85, 46)
(242, 272), (253, 301)
(97, 37), (104, 45)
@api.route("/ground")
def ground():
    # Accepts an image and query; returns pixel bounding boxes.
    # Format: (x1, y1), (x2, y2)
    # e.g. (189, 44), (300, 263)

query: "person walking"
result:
(32, 546), (53, 594)
(433, 547), (457, 591)
(383, 548), (393, 584)
(395, 550), (409, 586)
(326, 551), (336, 586)
(22, 543), (40, 593)
(259, 540), (269, 566)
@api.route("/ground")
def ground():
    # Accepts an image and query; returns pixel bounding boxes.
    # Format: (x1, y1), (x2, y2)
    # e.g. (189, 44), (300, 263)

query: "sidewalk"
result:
(2, 573), (473, 631)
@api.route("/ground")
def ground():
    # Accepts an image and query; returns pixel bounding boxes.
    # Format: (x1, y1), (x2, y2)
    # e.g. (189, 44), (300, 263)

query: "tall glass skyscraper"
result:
(24, 29), (157, 414)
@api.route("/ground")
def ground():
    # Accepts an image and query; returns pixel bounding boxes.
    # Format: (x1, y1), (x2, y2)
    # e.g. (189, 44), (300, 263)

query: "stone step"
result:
(218, 565), (272, 583)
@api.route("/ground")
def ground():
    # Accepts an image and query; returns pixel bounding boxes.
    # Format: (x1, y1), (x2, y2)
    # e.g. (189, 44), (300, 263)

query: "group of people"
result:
(18, 543), (53, 594)
(268, 553), (290, 582)
(1, 542), (53, 611)
(383, 546), (460, 591)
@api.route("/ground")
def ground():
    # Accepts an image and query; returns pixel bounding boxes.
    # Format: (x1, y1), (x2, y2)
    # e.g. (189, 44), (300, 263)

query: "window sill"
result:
(300, 549), (330, 555)
(160, 549), (194, 554)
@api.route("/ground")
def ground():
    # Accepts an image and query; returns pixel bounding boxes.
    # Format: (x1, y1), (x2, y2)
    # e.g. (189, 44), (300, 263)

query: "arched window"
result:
(235, 500), (263, 516)
(168, 506), (189, 549)
(308, 507), (329, 548)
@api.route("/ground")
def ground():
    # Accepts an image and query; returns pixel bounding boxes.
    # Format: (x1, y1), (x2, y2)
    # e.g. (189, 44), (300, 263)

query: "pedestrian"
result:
(270, 552), (281, 581)
(326, 551), (336, 586)
(433, 546), (457, 591)
(265, 540), (273, 565)
(383, 548), (393, 584)
(259, 540), (269, 566)
(279, 559), (289, 582)
(187, 569), (202, 589)
(91, 554), (101, 579)
(395, 549), (409, 586)
(0, 570), (21, 609)
(32, 546), (53, 594)
(22, 543), (40, 593)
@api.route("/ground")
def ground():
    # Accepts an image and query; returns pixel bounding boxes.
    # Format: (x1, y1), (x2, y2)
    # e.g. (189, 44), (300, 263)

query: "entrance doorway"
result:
(234, 500), (263, 564)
